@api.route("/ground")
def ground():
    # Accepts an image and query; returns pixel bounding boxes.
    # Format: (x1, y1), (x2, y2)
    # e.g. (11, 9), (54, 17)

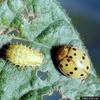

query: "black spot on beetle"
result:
(74, 67), (78, 70)
(80, 74), (84, 76)
(65, 64), (68, 66)
(66, 73), (70, 76)
(67, 59), (70, 62)
(82, 56), (85, 60)
(74, 53), (76, 56)
(69, 56), (72, 59)
(87, 66), (89, 70)
(73, 48), (76, 50)
(70, 72), (73, 74)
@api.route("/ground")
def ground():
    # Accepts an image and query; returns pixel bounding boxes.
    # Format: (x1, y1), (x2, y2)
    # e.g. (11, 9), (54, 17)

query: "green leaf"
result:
(0, 0), (100, 100)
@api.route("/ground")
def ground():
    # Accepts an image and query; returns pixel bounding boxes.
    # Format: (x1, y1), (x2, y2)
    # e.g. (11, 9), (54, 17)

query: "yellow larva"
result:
(6, 44), (44, 68)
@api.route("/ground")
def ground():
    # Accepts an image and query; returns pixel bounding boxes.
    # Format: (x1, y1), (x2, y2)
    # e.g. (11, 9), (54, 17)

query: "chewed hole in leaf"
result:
(37, 70), (48, 81)
(42, 91), (62, 100)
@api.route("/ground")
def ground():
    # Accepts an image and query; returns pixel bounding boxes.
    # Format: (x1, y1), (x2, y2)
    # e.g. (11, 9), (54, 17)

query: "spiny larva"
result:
(5, 44), (44, 68)
(56, 46), (91, 81)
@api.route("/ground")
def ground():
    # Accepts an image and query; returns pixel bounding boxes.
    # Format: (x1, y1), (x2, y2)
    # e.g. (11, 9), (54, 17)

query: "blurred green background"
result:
(43, 0), (100, 99)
